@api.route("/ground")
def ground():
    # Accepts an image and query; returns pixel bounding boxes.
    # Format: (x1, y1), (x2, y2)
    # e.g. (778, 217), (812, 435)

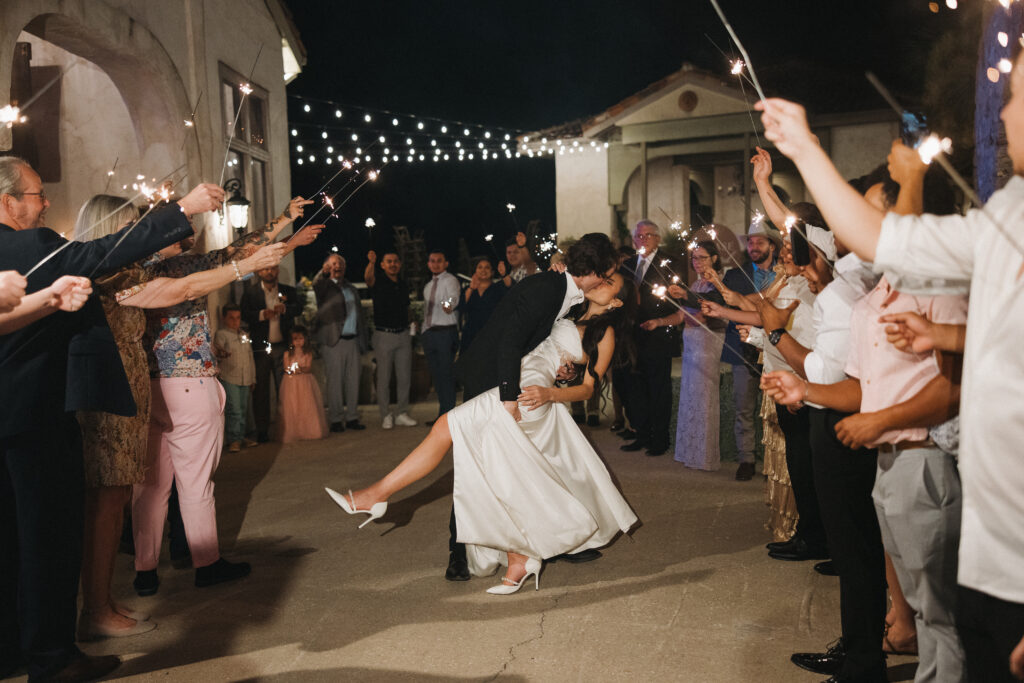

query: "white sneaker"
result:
(394, 413), (417, 427)
(382, 415), (394, 429)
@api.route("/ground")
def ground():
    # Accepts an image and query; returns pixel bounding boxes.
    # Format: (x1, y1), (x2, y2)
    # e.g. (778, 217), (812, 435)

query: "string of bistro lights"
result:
(287, 94), (608, 166)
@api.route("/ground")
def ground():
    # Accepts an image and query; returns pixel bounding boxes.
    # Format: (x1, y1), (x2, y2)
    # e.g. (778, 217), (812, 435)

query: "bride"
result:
(327, 273), (639, 594)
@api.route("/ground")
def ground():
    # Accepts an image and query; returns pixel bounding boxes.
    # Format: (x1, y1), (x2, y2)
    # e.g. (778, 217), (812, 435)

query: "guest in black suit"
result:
(445, 233), (618, 580)
(240, 265), (303, 442)
(0, 156), (218, 681)
(619, 220), (683, 457)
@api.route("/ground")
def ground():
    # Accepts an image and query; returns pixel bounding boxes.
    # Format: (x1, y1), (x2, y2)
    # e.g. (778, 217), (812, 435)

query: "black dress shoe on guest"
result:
(445, 554), (470, 581)
(617, 428), (638, 440)
(330, 422), (345, 433)
(814, 560), (839, 576)
(133, 570), (159, 596)
(549, 549), (602, 563)
(735, 462), (756, 480)
(766, 537), (797, 551)
(791, 638), (845, 676)
(345, 420), (366, 431)
(769, 537), (830, 562)
(33, 652), (121, 682)
(609, 420), (625, 432)
(620, 440), (648, 452)
(195, 558), (251, 588)
(645, 447), (667, 456)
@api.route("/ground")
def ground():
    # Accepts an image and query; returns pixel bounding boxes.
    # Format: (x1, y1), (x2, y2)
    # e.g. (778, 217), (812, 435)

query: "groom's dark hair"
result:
(565, 233), (617, 278)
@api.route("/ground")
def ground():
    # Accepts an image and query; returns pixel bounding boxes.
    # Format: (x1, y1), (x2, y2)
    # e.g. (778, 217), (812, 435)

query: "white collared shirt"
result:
(802, 253), (878, 402)
(746, 275), (817, 374)
(636, 248), (657, 283)
(875, 176), (1024, 603)
(558, 271), (585, 320)
(260, 282), (283, 343)
(421, 271), (460, 331)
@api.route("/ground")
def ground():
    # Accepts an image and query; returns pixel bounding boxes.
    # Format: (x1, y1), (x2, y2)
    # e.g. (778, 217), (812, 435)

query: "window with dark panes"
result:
(219, 63), (271, 230)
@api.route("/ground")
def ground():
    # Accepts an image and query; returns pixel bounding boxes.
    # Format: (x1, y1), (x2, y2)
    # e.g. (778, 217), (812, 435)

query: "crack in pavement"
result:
(486, 588), (569, 681)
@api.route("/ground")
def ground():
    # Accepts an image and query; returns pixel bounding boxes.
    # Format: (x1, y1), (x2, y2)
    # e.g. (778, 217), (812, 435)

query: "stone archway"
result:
(0, 2), (202, 226)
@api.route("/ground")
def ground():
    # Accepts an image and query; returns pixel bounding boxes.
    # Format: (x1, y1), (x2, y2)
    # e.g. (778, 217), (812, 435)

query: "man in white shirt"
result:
(759, 63), (1024, 680)
(420, 250), (461, 424)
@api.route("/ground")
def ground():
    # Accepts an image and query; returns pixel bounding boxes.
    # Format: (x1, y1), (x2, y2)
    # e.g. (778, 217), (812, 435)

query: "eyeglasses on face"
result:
(18, 191), (47, 201)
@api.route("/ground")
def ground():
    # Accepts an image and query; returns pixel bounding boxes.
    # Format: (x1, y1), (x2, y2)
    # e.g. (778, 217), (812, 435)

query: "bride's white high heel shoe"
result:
(486, 558), (542, 595)
(325, 487), (387, 528)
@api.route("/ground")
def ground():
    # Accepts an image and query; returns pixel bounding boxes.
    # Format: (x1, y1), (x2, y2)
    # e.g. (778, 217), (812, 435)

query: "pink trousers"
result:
(133, 377), (225, 570)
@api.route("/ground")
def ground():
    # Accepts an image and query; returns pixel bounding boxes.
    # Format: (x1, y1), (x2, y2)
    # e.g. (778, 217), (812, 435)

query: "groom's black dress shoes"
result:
(768, 537), (829, 562)
(620, 440), (647, 452)
(445, 554), (470, 581)
(617, 428), (638, 441)
(814, 560), (839, 576)
(549, 549), (602, 563)
(791, 638), (846, 676)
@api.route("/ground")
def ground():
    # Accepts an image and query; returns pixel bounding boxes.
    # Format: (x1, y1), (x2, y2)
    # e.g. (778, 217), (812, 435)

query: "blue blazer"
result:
(0, 203), (193, 437)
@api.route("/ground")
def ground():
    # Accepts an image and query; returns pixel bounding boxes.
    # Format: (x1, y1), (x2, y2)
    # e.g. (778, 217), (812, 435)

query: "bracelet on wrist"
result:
(231, 260), (244, 281)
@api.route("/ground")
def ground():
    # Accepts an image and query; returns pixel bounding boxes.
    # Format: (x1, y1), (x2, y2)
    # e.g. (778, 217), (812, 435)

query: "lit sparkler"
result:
(365, 218), (376, 228)
(916, 134), (953, 165)
(731, 59), (745, 76)
(265, 341), (273, 356)
(506, 203), (516, 212)
(484, 234), (494, 242)
(240, 333), (250, 344)
(0, 104), (25, 127)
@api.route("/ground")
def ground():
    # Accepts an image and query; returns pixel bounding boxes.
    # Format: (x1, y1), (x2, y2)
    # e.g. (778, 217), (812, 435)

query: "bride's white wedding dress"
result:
(447, 319), (639, 576)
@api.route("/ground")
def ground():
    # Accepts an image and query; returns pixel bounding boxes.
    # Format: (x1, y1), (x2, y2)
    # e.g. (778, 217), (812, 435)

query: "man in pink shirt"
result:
(764, 278), (967, 682)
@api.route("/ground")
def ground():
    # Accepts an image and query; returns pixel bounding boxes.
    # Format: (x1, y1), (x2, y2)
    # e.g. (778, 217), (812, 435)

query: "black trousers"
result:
(252, 342), (286, 437)
(775, 403), (827, 550)
(958, 585), (1024, 683)
(0, 415), (83, 678)
(421, 327), (458, 416)
(809, 407), (886, 682)
(626, 341), (673, 450)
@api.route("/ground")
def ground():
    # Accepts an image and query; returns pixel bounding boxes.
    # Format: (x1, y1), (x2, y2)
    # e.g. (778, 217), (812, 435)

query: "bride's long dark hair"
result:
(579, 277), (638, 382)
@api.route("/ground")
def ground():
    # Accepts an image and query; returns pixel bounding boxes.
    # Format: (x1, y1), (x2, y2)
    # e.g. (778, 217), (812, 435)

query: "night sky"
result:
(283, 0), (970, 278)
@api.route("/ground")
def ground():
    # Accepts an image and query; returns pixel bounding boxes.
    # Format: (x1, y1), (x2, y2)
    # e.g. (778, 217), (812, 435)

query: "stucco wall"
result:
(617, 83), (749, 126)
(830, 121), (900, 181)
(555, 147), (612, 240)
(16, 33), (143, 236)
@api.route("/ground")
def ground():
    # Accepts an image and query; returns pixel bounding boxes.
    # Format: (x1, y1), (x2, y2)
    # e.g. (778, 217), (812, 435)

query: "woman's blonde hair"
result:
(73, 194), (139, 241)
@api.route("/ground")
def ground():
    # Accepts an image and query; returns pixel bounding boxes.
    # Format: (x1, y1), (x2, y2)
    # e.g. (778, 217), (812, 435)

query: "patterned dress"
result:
(78, 265), (152, 487)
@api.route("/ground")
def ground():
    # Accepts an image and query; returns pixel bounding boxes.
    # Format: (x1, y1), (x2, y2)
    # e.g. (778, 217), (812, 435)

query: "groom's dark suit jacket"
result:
(455, 270), (567, 402)
(0, 203), (193, 437)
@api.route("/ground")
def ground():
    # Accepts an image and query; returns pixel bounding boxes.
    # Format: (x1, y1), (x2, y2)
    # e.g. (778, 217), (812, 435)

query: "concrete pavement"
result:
(39, 403), (915, 682)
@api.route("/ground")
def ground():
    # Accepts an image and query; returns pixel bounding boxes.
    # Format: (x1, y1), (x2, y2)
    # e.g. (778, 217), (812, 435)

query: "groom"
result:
(447, 232), (619, 580)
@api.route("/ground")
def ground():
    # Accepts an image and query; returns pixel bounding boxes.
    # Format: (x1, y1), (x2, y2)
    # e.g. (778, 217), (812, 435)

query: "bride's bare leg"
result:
(349, 414), (452, 509)
(503, 551), (529, 583)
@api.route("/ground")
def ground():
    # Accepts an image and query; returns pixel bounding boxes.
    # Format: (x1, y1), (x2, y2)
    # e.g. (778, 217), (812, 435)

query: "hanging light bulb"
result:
(303, 104), (310, 112)
(417, 121), (424, 129)
(392, 118), (399, 126)
(441, 125), (448, 133)
(364, 113), (372, 123)
(335, 109), (342, 118)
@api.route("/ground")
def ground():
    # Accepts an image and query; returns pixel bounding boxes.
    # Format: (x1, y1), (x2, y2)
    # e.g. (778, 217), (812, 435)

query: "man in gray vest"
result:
(314, 253), (367, 432)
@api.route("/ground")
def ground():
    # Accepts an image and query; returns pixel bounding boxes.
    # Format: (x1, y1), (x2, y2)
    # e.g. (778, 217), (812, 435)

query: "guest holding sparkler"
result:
(420, 249), (460, 424)
(724, 219), (780, 481)
(619, 220), (682, 457)
(759, 65), (1024, 678)
(72, 193), (288, 643)
(500, 232), (538, 286)
(241, 264), (304, 443)
(658, 240), (728, 470)
(277, 326), (329, 442)
(214, 304), (257, 453)
(364, 250), (417, 429)
(0, 156), (216, 681)
(131, 197), (321, 598)
(314, 253), (368, 433)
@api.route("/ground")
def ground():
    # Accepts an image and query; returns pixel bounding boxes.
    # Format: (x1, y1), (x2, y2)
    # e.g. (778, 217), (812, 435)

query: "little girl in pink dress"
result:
(277, 326), (329, 442)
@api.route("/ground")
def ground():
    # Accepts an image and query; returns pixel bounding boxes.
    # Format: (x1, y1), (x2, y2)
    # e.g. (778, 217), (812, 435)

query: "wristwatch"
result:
(768, 328), (787, 346)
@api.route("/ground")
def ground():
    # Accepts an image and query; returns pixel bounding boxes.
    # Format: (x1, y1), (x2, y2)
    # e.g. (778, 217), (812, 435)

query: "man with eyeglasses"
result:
(619, 220), (682, 457)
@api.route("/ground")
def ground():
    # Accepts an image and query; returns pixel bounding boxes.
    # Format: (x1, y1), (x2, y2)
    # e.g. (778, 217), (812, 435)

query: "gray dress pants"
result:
(372, 330), (411, 418)
(322, 337), (361, 423)
(873, 446), (966, 683)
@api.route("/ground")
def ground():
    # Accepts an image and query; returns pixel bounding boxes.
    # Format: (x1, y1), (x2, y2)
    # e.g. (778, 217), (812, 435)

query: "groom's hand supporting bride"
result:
(518, 385), (553, 411)
(502, 400), (523, 422)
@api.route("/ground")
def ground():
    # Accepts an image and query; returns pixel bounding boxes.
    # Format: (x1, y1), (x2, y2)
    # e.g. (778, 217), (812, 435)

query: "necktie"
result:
(634, 256), (647, 286)
(424, 276), (438, 328)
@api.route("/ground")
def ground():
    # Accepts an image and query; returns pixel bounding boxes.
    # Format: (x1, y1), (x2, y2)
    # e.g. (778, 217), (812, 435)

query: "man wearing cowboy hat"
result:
(722, 218), (782, 481)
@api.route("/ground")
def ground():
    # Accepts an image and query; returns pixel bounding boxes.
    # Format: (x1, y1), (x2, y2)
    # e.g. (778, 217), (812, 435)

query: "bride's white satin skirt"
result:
(448, 335), (638, 577)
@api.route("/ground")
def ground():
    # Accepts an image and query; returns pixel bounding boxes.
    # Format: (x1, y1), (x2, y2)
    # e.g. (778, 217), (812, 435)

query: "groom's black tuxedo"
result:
(456, 270), (568, 402)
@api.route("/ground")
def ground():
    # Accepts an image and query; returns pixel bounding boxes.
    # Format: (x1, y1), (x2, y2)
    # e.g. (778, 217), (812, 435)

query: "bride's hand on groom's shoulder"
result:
(518, 386), (552, 412)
